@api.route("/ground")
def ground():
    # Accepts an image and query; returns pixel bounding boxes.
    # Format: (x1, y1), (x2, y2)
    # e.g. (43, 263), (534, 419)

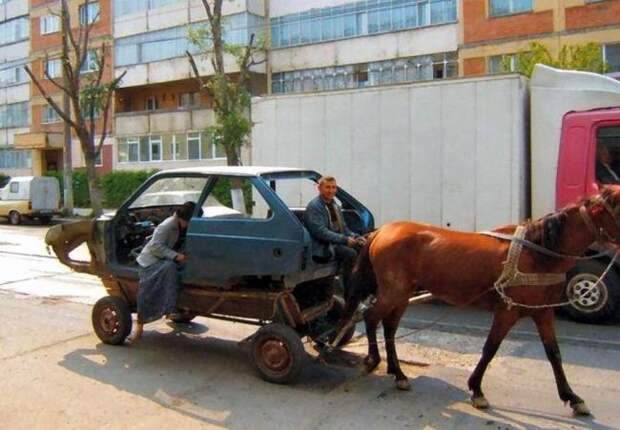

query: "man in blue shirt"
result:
(304, 176), (366, 292)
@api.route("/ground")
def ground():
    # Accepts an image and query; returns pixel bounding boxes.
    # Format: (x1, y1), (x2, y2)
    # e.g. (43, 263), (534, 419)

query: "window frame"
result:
(40, 15), (60, 35)
(79, 2), (100, 26)
(45, 58), (62, 79)
(41, 104), (61, 124)
(488, 0), (533, 17)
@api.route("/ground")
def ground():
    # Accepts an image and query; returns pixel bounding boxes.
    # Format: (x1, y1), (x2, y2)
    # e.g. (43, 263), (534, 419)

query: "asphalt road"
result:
(1, 222), (620, 429)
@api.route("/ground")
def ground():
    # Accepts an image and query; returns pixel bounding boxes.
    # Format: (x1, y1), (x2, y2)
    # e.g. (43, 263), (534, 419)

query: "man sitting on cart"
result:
(304, 176), (366, 293)
(128, 201), (197, 343)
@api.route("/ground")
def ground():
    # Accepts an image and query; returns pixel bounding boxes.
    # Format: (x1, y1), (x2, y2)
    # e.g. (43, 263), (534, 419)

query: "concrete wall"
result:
(0, 83), (29, 105)
(0, 40), (29, 64)
(271, 24), (459, 72)
(115, 108), (215, 137)
(252, 75), (528, 231)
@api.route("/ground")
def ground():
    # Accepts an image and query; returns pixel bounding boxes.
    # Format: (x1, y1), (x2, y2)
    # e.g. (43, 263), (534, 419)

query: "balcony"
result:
(115, 107), (215, 137)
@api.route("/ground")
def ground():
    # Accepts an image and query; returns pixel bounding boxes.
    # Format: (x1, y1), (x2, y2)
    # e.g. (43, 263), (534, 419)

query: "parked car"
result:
(0, 176), (60, 225)
(45, 166), (375, 383)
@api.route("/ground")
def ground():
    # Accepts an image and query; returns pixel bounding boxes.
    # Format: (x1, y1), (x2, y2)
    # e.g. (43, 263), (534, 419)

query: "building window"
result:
(604, 43), (620, 73)
(79, 50), (98, 74)
(488, 54), (516, 74)
(42, 105), (61, 124)
(115, 12), (264, 67)
(0, 101), (29, 129)
(40, 15), (60, 35)
(0, 16), (29, 46)
(150, 136), (162, 161)
(179, 92), (200, 108)
(489, 0), (532, 17)
(145, 96), (159, 111)
(0, 61), (28, 87)
(79, 2), (100, 26)
(272, 52), (458, 94)
(271, 0), (457, 49)
(114, 0), (183, 16)
(0, 149), (31, 169)
(95, 149), (102, 166)
(118, 132), (224, 163)
(45, 59), (62, 79)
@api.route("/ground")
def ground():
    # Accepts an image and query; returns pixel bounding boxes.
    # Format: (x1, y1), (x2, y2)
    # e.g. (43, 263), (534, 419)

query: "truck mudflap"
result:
(45, 220), (99, 275)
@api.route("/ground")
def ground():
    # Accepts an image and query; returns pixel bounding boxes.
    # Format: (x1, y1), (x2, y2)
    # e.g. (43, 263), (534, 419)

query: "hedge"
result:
(45, 169), (157, 208)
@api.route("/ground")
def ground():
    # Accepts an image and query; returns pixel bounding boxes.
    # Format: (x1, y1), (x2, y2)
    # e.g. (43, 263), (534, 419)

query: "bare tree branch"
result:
(24, 66), (78, 130)
(96, 71), (126, 156)
(186, 50), (210, 93)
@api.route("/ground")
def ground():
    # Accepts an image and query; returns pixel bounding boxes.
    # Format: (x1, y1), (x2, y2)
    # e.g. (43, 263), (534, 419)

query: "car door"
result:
(183, 175), (305, 286)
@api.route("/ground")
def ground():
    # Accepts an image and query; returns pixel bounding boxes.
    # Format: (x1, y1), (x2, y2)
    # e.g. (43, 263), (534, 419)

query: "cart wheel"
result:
(92, 296), (132, 345)
(9, 211), (21, 226)
(252, 323), (306, 384)
(326, 296), (356, 347)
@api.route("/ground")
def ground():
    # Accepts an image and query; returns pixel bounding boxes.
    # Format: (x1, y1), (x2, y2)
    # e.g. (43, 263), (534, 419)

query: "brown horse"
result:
(341, 186), (620, 415)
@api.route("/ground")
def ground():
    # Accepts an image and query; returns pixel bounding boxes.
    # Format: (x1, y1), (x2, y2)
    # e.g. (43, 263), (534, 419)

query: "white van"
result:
(0, 176), (60, 225)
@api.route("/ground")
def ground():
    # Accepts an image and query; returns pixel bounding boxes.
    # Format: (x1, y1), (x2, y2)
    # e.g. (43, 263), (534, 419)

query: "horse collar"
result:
(493, 226), (566, 309)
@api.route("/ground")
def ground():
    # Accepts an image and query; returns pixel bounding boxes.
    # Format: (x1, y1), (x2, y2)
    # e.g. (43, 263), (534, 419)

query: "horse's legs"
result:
(383, 304), (410, 391)
(532, 309), (590, 415)
(363, 311), (381, 373)
(468, 309), (519, 409)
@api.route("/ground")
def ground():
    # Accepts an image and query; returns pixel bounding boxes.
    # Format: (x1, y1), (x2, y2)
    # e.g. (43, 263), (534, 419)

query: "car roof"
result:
(160, 166), (312, 177)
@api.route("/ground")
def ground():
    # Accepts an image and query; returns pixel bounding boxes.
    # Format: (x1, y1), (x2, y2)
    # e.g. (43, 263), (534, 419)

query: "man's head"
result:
(597, 144), (612, 165)
(176, 201), (196, 229)
(318, 176), (338, 202)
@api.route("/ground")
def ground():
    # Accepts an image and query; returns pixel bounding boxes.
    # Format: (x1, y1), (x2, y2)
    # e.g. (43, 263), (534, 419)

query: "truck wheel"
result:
(39, 216), (52, 225)
(92, 296), (132, 345)
(252, 323), (306, 384)
(562, 260), (620, 324)
(9, 211), (21, 225)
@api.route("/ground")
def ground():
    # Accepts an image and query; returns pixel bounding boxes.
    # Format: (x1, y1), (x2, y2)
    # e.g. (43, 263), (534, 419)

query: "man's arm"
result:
(304, 203), (348, 245)
(148, 222), (179, 261)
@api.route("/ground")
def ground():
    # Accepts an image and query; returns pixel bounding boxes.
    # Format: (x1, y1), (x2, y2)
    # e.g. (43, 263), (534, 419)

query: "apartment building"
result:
(112, 0), (266, 171)
(268, 0), (459, 94)
(13, 0), (114, 176)
(460, 0), (620, 76)
(0, 0), (31, 176)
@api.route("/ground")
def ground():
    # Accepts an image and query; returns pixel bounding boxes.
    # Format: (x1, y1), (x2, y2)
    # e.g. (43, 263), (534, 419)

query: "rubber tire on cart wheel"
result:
(252, 323), (306, 384)
(39, 215), (52, 225)
(92, 296), (132, 345)
(562, 260), (620, 324)
(9, 211), (21, 225)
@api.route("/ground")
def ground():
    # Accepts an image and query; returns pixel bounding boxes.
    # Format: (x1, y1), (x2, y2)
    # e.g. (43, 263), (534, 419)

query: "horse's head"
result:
(586, 185), (620, 245)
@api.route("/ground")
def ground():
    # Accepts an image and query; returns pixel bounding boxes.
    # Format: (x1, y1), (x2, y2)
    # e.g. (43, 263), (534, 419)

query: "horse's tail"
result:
(342, 230), (379, 321)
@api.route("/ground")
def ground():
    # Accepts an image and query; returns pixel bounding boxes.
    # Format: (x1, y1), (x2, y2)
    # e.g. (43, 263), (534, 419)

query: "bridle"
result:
(579, 195), (620, 245)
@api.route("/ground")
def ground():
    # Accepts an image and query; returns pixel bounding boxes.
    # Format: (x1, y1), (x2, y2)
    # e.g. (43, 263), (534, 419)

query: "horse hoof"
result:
(471, 395), (490, 409)
(363, 357), (380, 374)
(571, 401), (591, 416)
(395, 379), (411, 391)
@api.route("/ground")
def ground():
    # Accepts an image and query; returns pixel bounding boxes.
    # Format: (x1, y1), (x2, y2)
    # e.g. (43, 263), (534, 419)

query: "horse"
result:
(339, 185), (620, 416)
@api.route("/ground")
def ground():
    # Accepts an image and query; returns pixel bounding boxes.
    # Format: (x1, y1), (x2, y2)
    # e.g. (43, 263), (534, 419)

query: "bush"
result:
(100, 170), (157, 208)
(45, 169), (157, 209)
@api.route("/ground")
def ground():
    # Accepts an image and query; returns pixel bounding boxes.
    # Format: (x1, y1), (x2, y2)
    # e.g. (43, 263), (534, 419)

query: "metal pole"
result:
(61, 0), (73, 214)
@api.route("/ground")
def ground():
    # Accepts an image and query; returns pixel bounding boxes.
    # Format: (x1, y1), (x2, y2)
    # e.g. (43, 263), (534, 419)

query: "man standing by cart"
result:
(128, 201), (196, 343)
(305, 176), (366, 293)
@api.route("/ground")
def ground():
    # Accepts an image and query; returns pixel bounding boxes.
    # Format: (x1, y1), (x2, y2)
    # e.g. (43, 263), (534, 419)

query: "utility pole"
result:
(60, 0), (73, 214)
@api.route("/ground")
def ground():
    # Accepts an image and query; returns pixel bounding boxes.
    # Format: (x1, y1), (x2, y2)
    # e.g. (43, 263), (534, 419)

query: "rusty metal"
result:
(99, 306), (120, 336)
(259, 339), (291, 372)
(45, 220), (99, 275)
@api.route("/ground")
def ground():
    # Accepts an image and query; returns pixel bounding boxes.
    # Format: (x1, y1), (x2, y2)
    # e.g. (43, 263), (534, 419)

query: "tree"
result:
(24, 0), (125, 216)
(186, 0), (265, 166)
(503, 41), (608, 77)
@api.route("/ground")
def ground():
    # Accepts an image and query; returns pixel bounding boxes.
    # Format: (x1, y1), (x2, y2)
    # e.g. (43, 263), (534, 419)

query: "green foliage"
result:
(100, 170), (158, 208)
(0, 173), (9, 188)
(505, 41), (608, 77)
(45, 169), (158, 209)
(45, 170), (91, 207)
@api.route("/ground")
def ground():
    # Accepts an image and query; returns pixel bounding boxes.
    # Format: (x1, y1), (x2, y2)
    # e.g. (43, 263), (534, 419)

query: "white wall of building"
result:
(0, 40), (28, 66)
(252, 75), (528, 231)
(270, 23), (458, 72)
(0, 83), (29, 105)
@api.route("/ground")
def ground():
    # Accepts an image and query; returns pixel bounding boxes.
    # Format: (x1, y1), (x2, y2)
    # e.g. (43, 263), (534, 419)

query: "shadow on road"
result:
(57, 324), (605, 430)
